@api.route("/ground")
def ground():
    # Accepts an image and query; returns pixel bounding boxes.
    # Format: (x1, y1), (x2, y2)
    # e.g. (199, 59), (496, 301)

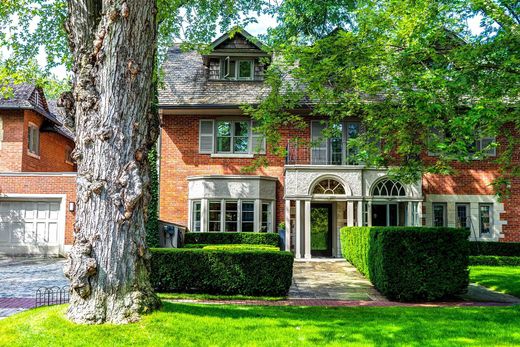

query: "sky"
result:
(4, 12), (483, 80)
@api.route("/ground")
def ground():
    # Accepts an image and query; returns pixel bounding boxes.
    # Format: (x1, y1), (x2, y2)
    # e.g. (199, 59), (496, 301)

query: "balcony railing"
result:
(285, 140), (361, 166)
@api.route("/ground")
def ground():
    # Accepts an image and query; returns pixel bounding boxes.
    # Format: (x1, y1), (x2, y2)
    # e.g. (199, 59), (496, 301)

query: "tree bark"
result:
(63, 0), (161, 324)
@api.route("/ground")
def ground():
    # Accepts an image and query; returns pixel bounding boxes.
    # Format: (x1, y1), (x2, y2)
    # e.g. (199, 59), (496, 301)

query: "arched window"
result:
(312, 179), (346, 195)
(372, 178), (405, 197)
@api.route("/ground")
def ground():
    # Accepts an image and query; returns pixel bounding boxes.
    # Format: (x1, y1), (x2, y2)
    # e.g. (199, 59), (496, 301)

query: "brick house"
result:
(0, 84), (76, 256)
(157, 29), (520, 258)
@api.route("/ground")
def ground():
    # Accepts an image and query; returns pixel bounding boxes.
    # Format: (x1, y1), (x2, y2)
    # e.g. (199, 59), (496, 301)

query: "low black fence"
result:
(35, 286), (70, 307)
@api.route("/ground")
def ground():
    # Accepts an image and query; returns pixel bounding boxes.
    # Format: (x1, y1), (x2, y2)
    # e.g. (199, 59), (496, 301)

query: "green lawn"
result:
(470, 265), (520, 298)
(1, 303), (520, 346)
(158, 292), (285, 301)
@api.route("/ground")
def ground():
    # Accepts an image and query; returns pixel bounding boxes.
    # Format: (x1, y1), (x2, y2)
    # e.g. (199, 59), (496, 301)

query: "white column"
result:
(295, 200), (302, 259)
(367, 202), (373, 226)
(357, 201), (364, 226)
(284, 199), (291, 251)
(347, 201), (355, 227)
(254, 199), (261, 232)
(407, 201), (413, 226)
(201, 199), (208, 232)
(304, 200), (312, 259)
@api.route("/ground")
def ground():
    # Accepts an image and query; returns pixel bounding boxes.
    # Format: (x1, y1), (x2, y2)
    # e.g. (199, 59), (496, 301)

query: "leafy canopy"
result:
(247, 0), (519, 197)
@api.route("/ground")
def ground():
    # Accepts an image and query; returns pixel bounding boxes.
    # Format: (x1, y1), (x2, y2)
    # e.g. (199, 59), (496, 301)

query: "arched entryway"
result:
(369, 178), (415, 226)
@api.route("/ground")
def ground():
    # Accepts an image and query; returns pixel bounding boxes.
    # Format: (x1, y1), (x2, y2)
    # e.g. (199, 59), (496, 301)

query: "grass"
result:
(158, 292), (285, 301)
(1, 303), (520, 346)
(470, 265), (520, 298)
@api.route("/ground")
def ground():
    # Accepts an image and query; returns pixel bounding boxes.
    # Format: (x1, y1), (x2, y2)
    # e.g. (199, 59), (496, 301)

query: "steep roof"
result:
(46, 100), (75, 140)
(158, 45), (270, 107)
(0, 83), (60, 124)
(158, 29), (271, 108)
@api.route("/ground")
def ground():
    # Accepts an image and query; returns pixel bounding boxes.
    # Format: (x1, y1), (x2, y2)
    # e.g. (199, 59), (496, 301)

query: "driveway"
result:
(0, 257), (68, 319)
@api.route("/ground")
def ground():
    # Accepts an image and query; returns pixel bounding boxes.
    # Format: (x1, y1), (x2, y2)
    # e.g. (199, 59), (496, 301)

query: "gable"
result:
(214, 33), (262, 51)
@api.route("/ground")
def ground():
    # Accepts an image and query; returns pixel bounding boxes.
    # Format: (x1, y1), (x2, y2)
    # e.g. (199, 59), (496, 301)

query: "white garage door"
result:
(0, 200), (62, 247)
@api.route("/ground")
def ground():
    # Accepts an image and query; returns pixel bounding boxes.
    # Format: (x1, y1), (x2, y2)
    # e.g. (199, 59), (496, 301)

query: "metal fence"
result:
(35, 286), (70, 307)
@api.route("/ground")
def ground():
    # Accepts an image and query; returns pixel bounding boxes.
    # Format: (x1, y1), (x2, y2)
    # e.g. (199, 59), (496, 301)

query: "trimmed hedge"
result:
(150, 248), (293, 296)
(184, 232), (280, 247)
(469, 256), (520, 266)
(202, 244), (279, 251)
(341, 227), (470, 302)
(469, 241), (520, 256)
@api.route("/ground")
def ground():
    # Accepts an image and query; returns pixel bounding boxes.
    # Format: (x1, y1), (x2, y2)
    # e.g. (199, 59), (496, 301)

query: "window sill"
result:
(27, 151), (40, 159)
(211, 153), (254, 159)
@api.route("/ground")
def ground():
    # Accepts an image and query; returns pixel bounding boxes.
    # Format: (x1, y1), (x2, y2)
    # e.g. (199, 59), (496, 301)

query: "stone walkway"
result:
(288, 258), (387, 301)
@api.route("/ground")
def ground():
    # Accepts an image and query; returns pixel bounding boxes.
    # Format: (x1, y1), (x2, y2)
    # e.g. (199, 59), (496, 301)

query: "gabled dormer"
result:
(203, 29), (271, 81)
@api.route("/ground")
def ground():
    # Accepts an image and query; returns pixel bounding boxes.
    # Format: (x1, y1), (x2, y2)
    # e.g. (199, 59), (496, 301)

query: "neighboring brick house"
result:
(157, 29), (520, 258)
(0, 84), (76, 256)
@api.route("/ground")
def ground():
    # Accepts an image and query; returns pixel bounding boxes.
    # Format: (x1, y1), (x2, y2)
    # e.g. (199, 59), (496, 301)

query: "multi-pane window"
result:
(432, 203), (446, 227)
(311, 120), (361, 165)
(27, 124), (40, 155)
(261, 203), (272, 232)
(191, 201), (201, 232)
(241, 201), (254, 232)
(479, 204), (492, 236)
(222, 58), (254, 80)
(225, 201), (239, 232)
(216, 121), (250, 153)
(456, 204), (470, 229)
(208, 201), (222, 232)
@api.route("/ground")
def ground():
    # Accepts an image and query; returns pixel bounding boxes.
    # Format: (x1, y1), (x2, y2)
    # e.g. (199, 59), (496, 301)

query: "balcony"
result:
(285, 140), (361, 166)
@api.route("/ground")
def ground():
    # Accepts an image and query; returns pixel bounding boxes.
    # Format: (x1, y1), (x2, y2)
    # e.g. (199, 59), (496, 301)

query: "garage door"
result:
(0, 200), (62, 246)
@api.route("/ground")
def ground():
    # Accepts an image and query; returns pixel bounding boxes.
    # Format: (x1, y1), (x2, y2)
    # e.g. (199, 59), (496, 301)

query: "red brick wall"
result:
(160, 114), (520, 241)
(22, 110), (76, 172)
(159, 114), (309, 228)
(0, 174), (77, 245)
(0, 110), (24, 172)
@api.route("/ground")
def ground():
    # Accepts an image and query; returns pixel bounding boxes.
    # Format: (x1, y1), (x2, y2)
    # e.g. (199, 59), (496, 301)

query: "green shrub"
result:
(150, 248), (293, 296)
(341, 226), (470, 302)
(184, 232), (280, 247)
(182, 244), (207, 248)
(469, 241), (520, 256)
(202, 244), (279, 251)
(469, 256), (520, 266)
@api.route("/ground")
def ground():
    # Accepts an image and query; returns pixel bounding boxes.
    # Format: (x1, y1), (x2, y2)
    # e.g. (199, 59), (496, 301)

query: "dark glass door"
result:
(311, 204), (332, 256)
(372, 203), (399, 226)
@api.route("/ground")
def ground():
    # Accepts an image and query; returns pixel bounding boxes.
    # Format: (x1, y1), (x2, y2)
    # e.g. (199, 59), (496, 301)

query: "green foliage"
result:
(341, 226), (470, 301)
(145, 145), (160, 248)
(184, 232), (280, 247)
(150, 248), (293, 296)
(469, 241), (520, 256)
(248, 0), (520, 190)
(469, 256), (520, 266)
(202, 244), (279, 251)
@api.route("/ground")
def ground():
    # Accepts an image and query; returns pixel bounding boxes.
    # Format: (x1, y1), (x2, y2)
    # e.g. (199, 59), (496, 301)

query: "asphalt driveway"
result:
(0, 257), (68, 298)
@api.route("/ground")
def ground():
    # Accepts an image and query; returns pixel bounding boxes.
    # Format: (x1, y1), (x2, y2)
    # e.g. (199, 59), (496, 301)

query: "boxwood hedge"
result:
(341, 226), (470, 302)
(469, 256), (520, 266)
(469, 241), (520, 256)
(150, 248), (293, 296)
(184, 232), (280, 247)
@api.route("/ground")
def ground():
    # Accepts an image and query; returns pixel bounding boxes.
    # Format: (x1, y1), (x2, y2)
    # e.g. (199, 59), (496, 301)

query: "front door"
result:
(311, 204), (332, 256)
(372, 203), (398, 226)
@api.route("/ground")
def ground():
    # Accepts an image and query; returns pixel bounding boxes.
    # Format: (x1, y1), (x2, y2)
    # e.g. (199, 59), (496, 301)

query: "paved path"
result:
(0, 257), (68, 319)
(288, 259), (386, 301)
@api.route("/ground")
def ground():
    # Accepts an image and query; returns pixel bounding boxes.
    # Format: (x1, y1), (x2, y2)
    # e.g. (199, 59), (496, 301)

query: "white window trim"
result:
(202, 119), (265, 157)
(27, 122), (40, 158)
(221, 57), (255, 81)
(310, 120), (361, 165)
(432, 202), (447, 227)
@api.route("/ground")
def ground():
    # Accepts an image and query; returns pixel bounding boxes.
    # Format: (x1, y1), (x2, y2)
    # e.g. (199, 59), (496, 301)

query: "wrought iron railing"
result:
(285, 140), (361, 166)
(35, 286), (70, 307)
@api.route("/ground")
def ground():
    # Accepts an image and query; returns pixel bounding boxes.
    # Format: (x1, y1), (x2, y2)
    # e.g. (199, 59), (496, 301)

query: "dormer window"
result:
(222, 57), (254, 80)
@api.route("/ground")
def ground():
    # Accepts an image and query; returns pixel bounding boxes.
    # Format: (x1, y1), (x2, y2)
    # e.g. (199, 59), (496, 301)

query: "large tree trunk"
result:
(62, 0), (161, 324)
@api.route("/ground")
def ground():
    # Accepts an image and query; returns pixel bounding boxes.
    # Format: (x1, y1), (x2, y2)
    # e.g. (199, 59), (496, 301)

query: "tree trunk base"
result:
(67, 290), (161, 324)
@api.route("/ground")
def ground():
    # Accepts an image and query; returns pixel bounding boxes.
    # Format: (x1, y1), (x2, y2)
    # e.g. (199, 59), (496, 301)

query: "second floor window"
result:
(311, 121), (361, 165)
(216, 121), (249, 153)
(199, 119), (266, 155)
(27, 123), (40, 155)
